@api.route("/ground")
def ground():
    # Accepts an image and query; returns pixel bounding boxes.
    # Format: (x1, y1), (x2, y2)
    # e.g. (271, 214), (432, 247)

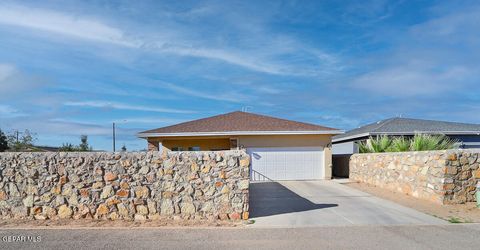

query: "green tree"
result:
(59, 143), (76, 152)
(0, 129), (8, 152)
(6, 129), (37, 152)
(78, 135), (92, 151)
(59, 135), (92, 152)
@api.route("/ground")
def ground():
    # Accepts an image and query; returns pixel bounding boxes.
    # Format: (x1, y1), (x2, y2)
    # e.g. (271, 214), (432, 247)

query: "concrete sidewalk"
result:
(249, 181), (447, 227)
(1, 224), (479, 250)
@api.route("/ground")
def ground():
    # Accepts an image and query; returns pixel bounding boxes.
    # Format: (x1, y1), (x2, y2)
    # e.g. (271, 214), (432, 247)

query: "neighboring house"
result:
(331, 117), (480, 177)
(138, 111), (342, 181)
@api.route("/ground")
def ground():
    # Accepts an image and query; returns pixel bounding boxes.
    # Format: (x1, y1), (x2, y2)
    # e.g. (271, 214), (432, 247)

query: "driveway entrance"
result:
(249, 181), (446, 227)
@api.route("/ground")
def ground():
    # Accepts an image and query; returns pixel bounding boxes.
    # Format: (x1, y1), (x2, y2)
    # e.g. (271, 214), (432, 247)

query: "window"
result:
(188, 146), (201, 151)
(171, 147), (184, 151)
(230, 138), (238, 149)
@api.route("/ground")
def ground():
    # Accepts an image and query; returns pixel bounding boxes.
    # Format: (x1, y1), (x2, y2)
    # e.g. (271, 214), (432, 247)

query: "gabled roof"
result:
(333, 117), (480, 143)
(138, 111), (342, 137)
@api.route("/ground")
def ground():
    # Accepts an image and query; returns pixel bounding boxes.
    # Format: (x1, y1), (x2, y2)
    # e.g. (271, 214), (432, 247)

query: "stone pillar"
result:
(324, 144), (333, 179)
(147, 139), (159, 151)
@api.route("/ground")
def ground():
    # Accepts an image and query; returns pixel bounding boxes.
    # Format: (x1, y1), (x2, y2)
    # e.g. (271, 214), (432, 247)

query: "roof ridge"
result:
(392, 117), (480, 126)
(371, 117), (398, 133)
(147, 111), (240, 131)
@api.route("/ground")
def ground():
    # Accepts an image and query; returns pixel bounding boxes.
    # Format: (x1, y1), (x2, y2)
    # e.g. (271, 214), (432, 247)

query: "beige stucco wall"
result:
(236, 134), (331, 148)
(146, 134), (334, 179)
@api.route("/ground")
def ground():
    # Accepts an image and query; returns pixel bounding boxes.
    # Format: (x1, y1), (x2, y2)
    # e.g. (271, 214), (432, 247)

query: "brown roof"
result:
(139, 111), (339, 135)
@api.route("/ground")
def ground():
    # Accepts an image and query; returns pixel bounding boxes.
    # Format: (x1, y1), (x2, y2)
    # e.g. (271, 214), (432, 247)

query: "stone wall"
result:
(0, 151), (250, 220)
(350, 150), (480, 204)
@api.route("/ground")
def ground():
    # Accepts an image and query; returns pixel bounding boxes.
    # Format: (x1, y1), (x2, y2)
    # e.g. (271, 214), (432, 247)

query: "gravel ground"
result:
(0, 218), (242, 229)
(345, 181), (480, 223)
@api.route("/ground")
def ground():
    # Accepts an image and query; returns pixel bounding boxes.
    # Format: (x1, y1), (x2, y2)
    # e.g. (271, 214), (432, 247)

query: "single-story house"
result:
(331, 117), (480, 177)
(138, 111), (343, 181)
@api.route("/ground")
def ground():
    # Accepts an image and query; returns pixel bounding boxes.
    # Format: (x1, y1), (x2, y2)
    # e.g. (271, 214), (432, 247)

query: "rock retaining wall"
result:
(0, 151), (250, 220)
(350, 150), (480, 204)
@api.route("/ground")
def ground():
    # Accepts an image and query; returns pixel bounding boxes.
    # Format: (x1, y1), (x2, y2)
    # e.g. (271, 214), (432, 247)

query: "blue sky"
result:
(0, 0), (479, 151)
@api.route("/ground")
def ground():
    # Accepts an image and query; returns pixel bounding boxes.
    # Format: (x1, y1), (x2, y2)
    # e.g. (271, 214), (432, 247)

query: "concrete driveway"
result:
(249, 180), (447, 227)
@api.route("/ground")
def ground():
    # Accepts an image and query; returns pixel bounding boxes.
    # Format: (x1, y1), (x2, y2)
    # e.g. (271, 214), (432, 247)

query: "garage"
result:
(248, 147), (324, 181)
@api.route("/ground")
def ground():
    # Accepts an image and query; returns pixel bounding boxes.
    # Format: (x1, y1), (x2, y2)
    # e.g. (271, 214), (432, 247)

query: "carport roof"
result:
(138, 111), (342, 137)
(333, 117), (480, 143)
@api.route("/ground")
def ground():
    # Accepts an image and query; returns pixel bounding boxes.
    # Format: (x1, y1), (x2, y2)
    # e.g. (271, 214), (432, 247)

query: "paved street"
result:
(250, 181), (446, 227)
(1, 224), (480, 250)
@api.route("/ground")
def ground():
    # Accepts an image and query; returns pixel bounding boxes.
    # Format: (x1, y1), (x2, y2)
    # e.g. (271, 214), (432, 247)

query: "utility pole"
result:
(112, 120), (126, 152)
(112, 122), (116, 152)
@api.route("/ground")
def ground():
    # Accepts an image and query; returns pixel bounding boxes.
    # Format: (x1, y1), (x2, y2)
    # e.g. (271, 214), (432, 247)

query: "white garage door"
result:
(247, 147), (324, 181)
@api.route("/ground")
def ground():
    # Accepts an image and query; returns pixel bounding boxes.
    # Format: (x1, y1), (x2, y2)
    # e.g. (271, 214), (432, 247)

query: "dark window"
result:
(230, 138), (238, 149)
(171, 147), (184, 151)
(188, 146), (201, 151)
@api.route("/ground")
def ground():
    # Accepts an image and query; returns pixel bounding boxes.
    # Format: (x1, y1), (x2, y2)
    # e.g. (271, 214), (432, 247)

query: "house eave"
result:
(138, 130), (344, 138)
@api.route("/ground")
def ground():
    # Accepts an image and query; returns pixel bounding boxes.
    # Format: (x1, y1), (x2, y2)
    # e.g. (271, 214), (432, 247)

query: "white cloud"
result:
(350, 4), (480, 98)
(0, 105), (16, 113)
(51, 117), (186, 125)
(0, 63), (16, 80)
(160, 82), (249, 103)
(0, 3), (340, 76)
(0, 63), (48, 96)
(0, 4), (137, 47)
(158, 46), (287, 75)
(410, 6), (480, 41)
(352, 66), (470, 96)
(112, 117), (186, 124)
(64, 101), (195, 114)
(0, 104), (27, 118)
(44, 121), (113, 136)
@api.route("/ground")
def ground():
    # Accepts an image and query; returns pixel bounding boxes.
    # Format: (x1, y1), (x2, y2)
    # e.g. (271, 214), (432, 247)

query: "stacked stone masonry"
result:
(350, 150), (480, 204)
(0, 151), (250, 220)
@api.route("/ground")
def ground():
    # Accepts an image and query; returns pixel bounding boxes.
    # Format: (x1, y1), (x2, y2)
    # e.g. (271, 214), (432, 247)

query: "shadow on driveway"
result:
(249, 182), (338, 218)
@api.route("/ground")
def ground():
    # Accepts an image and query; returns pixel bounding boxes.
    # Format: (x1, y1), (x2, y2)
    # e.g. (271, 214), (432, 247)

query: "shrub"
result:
(371, 135), (392, 152)
(358, 141), (372, 153)
(59, 135), (92, 152)
(358, 135), (392, 153)
(410, 134), (458, 151)
(59, 143), (76, 152)
(357, 134), (458, 153)
(388, 137), (410, 152)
